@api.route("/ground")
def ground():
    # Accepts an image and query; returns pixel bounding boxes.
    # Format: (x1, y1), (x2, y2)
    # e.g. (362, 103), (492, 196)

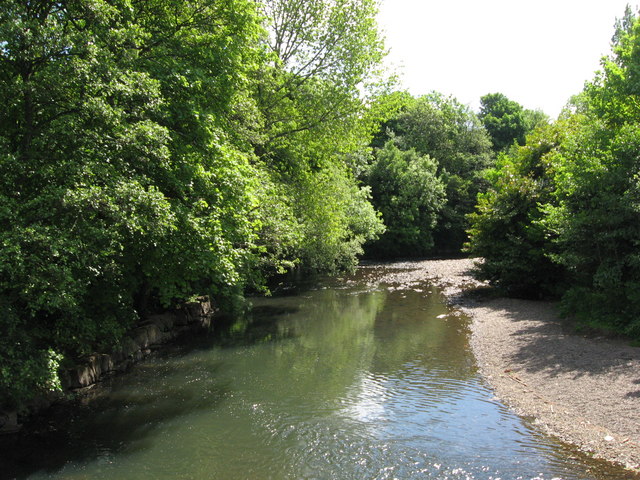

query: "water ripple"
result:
(8, 272), (633, 480)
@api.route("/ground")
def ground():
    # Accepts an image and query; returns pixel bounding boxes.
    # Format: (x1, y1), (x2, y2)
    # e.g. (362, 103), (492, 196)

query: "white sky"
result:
(377, 0), (637, 118)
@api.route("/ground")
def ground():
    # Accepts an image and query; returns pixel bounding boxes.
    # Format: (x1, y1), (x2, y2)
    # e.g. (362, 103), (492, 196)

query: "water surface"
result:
(2, 265), (634, 479)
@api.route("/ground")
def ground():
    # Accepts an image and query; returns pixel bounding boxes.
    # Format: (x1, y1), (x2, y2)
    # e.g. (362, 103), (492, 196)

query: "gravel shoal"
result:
(374, 258), (640, 472)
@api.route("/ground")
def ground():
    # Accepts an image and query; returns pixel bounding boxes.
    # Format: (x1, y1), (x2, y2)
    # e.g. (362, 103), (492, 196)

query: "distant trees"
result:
(365, 92), (494, 254)
(479, 93), (548, 152)
(365, 142), (444, 257)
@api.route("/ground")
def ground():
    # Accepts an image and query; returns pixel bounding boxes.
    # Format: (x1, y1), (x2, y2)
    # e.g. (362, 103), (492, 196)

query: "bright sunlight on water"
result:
(1, 265), (635, 480)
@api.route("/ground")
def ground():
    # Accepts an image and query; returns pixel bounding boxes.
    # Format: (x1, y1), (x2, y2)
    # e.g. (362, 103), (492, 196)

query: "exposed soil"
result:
(373, 258), (640, 472)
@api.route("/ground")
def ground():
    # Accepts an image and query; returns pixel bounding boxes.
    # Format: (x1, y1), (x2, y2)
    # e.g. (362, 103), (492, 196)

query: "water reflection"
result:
(1, 266), (636, 480)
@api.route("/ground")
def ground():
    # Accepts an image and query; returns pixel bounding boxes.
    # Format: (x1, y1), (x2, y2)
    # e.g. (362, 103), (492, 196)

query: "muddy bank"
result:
(374, 258), (640, 472)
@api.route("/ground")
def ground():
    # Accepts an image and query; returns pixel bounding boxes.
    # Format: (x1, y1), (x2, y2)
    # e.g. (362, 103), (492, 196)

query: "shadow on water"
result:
(1, 265), (638, 480)
(0, 301), (304, 479)
(0, 355), (230, 479)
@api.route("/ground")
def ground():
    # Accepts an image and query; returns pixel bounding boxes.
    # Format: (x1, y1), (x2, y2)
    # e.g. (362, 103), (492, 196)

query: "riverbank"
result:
(377, 258), (640, 472)
(0, 298), (215, 435)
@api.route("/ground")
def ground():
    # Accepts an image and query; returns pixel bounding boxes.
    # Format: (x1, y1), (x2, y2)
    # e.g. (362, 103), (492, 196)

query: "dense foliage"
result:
(253, 0), (387, 273)
(466, 122), (567, 297)
(365, 141), (445, 257)
(0, 0), (387, 409)
(366, 93), (494, 253)
(479, 93), (549, 153)
(468, 6), (640, 337)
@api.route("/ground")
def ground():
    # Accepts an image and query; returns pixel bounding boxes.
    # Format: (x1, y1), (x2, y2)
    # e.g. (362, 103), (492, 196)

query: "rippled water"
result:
(1, 265), (635, 479)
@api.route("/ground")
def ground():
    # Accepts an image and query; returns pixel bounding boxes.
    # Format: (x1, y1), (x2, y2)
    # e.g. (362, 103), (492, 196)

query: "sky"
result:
(377, 0), (636, 118)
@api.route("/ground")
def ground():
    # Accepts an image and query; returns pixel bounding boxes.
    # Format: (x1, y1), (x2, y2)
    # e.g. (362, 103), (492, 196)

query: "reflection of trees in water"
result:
(3, 273), (623, 480)
(370, 289), (475, 382)
(230, 279), (475, 412)
(227, 287), (388, 407)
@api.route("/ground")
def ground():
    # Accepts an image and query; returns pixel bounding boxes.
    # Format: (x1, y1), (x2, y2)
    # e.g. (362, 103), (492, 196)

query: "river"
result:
(1, 264), (634, 479)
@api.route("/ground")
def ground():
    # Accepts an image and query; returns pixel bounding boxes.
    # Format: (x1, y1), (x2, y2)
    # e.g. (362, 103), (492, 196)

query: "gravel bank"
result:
(375, 258), (640, 472)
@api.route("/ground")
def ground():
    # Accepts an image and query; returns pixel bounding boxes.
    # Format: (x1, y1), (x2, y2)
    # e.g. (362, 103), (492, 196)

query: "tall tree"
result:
(478, 93), (546, 152)
(0, 0), (388, 409)
(545, 6), (640, 335)
(248, 0), (389, 272)
(468, 7), (640, 337)
(255, 0), (386, 169)
(0, 0), (266, 408)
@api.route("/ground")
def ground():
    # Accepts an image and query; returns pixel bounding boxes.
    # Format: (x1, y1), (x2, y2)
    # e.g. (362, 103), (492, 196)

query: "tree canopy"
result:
(367, 92), (494, 253)
(467, 6), (640, 337)
(479, 93), (548, 152)
(0, 0), (389, 409)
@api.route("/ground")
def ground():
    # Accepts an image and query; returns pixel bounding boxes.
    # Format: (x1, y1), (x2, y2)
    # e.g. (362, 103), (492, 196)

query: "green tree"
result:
(544, 121), (640, 335)
(0, 0), (389, 409)
(371, 93), (493, 252)
(255, 0), (386, 169)
(544, 8), (640, 334)
(466, 122), (567, 297)
(479, 93), (546, 152)
(366, 141), (445, 257)
(468, 7), (640, 338)
(249, 0), (389, 272)
(0, 0), (265, 408)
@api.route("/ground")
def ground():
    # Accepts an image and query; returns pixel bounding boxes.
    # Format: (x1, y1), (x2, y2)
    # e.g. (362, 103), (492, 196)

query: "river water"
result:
(1, 265), (635, 479)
